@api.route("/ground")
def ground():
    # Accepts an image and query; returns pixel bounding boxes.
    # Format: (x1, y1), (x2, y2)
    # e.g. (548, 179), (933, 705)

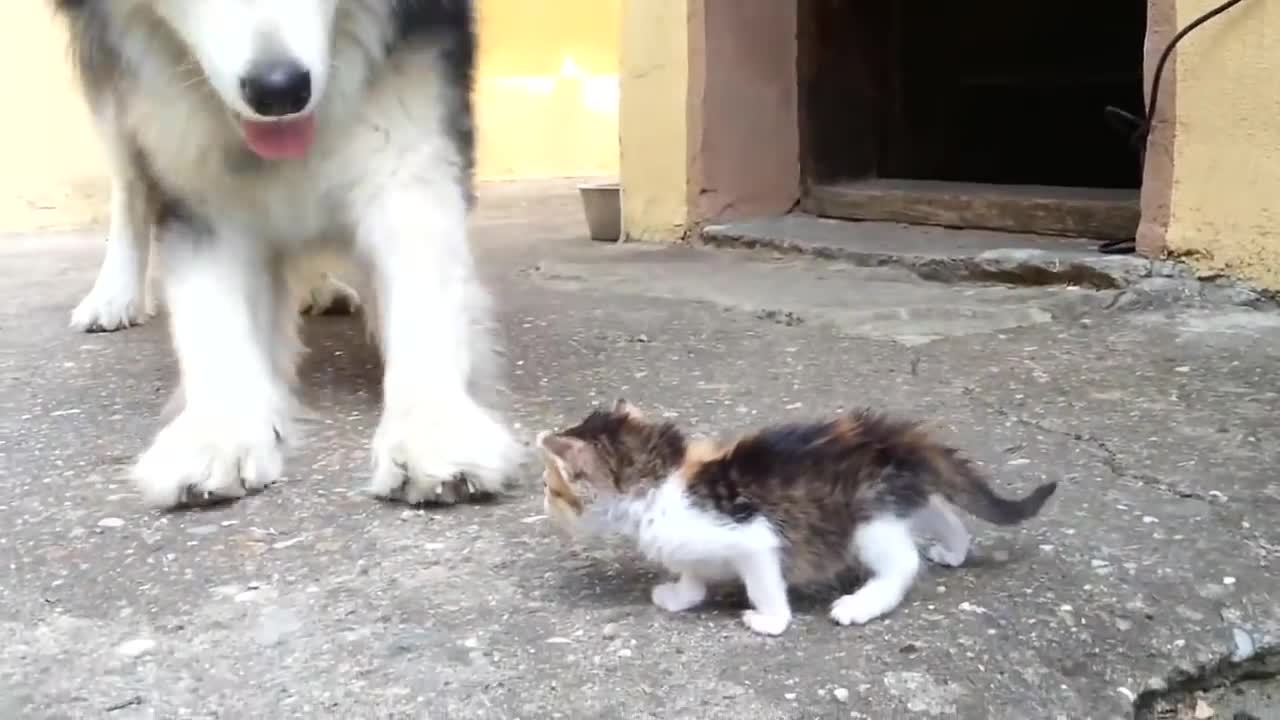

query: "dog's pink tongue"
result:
(241, 116), (317, 160)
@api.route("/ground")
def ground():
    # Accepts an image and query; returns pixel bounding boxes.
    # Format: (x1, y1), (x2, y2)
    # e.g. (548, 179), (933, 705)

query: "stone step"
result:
(701, 214), (1189, 290)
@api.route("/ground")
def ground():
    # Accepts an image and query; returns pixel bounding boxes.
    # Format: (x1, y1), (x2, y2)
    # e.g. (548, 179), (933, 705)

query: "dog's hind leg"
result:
(290, 248), (366, 315)
(299, 272), (361, 316)
(71, 110), (157, 333)
(291, 254), (362, 317)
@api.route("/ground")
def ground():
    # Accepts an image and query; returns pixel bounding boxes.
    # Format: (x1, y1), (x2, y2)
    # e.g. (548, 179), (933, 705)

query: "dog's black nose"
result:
(239, 60), (312, 117)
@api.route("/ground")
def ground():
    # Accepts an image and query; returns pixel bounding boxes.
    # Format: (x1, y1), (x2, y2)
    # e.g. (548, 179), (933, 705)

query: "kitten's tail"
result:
(925, 449), (1057, 525)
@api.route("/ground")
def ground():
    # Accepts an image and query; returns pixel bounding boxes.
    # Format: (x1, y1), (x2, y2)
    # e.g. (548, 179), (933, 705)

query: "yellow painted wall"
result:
(0, 0), (620, 233)
(1166, 0), (1280, 288)
(473, 0), (621, 180)
(0, 3), (109, 232)
(618, 0), (690, 243)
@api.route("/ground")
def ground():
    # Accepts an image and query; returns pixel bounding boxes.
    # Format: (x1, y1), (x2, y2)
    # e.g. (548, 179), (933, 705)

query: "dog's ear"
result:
(613, 398), (643, 418)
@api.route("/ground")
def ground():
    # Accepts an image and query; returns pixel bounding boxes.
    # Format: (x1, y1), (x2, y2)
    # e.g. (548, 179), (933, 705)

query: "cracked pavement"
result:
(1, 181), (1278, 719)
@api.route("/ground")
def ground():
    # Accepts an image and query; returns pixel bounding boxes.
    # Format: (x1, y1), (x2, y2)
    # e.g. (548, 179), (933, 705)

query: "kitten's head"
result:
(535, 399), (686, 534)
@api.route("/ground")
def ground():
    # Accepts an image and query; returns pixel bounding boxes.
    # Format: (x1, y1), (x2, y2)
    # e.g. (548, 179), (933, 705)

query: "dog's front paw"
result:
(70, 281), (151, 333)
(132, 410), (286, 509)
(367, 399), (522, 506)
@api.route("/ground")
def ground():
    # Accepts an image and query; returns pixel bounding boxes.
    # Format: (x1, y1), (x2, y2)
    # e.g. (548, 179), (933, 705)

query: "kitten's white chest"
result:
(629, 478), (780, 581)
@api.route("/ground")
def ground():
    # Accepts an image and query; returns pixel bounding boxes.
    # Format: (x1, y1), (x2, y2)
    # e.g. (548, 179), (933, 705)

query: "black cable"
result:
(1098, 0), (1251, 255)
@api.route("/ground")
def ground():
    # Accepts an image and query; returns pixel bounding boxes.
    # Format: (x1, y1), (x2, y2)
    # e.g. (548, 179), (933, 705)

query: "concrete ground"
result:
(1, 181), (1277, 720)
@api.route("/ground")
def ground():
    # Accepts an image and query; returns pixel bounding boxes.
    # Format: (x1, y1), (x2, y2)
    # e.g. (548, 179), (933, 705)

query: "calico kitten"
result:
(535, 400), (1057, 636)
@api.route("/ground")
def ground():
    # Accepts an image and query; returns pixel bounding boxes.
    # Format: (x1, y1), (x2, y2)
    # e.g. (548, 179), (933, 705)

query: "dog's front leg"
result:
(357, 181), (522, 505)
(132, 220), (292, 508)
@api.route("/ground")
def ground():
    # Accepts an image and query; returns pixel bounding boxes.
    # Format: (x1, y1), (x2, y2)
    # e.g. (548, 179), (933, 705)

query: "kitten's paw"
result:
(829, 593), (885, 626)
(651, 580), (707, 613)
(133, 409), (286, 509)
(742, 610), (790, 636)
(925, 543), (967, 568)
(367, 399), (523, 506)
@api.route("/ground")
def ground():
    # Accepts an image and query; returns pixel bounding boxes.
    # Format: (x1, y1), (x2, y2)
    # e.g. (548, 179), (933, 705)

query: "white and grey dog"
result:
(53, 0), (523, 508)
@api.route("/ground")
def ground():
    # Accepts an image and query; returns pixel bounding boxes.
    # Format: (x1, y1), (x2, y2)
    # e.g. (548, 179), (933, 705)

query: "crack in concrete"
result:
(1133, 645), (1280, 720)
(960, 387), (1212, 503)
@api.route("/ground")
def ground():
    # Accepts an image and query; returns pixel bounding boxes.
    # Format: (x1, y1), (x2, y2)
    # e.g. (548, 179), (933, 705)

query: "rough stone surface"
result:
(1, 180), (1278, 719)
(703, 215), (1274, 307)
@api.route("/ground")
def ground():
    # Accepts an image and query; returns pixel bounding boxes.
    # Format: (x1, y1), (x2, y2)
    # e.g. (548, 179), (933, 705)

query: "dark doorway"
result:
(798, 0), (1148, 239)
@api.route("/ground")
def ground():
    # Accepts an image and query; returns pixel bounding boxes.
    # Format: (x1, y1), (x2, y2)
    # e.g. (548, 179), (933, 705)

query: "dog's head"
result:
(150, 0), (345, 159)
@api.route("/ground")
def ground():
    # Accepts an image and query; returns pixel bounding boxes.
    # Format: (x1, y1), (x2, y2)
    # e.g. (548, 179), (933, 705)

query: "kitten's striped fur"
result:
(537, 400), (1056, 635)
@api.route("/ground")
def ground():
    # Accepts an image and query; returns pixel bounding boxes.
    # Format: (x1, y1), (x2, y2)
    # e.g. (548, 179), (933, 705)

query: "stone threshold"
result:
(803, 179), (1140, 241)
(700, 213), (1276, 309)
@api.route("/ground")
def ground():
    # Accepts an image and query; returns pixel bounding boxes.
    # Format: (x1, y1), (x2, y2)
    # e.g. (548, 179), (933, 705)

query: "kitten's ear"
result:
(613, 398), (643, 418)
(536, 431), (588, 465)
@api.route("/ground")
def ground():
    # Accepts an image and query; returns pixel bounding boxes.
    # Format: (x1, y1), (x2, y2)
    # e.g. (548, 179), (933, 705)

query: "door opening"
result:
(798, 0), (1147, 239)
